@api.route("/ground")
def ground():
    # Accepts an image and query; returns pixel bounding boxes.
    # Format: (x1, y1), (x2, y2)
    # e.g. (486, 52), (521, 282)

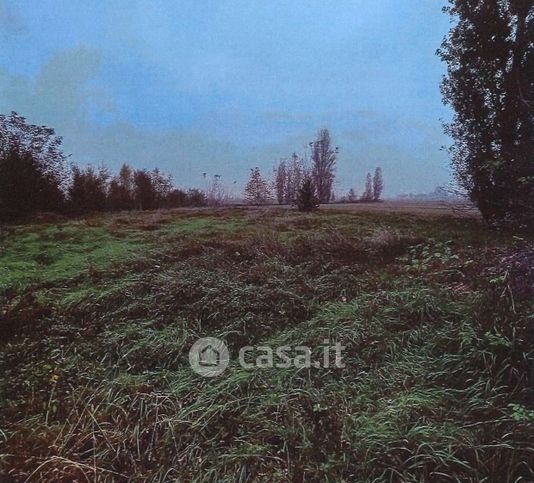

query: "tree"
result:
(187, 189), (207, 206)
(167, 188), (188, 207)
(438, 0), (534, 228)
(0, 148), (62, 220)
(150, 168), (174, 207)
(296, 177), (319, 212)
(0, 112), (67, 220)
(361, 173), (373, 201)
(286, 153), (305, 204)
(108, 163), (135, 211)
(206, 175), (227, 206)
(274, 160), (287, 204)
(0, 112), (68, 189)
(373, 167), (384, 201)
(133, 169), (156, 210)
(68, 165), (108, 213)
(311, 129), (337, 203)
(244, 167), (271, 205)
(347, 188), (358, 203)
(273, 153), (306, 205)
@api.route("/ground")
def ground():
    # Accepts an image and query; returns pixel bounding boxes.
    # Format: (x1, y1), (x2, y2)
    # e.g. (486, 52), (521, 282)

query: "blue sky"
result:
(0, 0), (453, 196)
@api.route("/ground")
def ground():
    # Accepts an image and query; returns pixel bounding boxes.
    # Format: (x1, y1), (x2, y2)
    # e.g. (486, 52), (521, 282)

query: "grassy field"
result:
(1, 206), (533, 482)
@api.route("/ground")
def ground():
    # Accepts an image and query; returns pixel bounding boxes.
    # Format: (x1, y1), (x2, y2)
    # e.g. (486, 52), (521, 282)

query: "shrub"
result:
(296, 177), (319, 212)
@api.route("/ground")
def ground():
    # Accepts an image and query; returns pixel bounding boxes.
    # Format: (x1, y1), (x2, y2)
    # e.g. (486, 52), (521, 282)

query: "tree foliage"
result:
(69, 166), (109, 213)
(274, 153), (306, 204)
(373, 167), (384, 201)
(0, 112), (67, 220)
(296, 177), (320, 212)
(439, 0), (534, 228)
(311, 129), (337, 203)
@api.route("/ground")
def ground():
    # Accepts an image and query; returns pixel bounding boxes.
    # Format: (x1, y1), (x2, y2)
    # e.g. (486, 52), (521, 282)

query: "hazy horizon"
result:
(0, 0), (454, 197)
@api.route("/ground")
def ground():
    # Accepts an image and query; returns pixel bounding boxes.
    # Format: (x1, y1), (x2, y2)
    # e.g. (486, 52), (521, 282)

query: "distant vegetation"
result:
(247, 128), (385, 210)
(0, 112), (208, 221)
(0, 117), (386, 220)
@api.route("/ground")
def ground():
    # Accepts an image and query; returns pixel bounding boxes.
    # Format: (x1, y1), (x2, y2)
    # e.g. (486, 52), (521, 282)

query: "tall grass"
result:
(1, 209), (533, 481)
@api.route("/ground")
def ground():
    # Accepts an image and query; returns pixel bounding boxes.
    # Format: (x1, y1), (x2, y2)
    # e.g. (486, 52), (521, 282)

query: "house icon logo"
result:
(189, 337), (230, 377)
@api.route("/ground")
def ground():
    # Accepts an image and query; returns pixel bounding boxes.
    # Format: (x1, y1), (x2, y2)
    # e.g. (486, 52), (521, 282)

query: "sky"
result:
(0, 0), (454, 196)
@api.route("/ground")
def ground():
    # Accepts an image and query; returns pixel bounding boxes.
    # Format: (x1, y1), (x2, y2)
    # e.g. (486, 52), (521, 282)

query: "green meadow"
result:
(1, 207), (533, 482)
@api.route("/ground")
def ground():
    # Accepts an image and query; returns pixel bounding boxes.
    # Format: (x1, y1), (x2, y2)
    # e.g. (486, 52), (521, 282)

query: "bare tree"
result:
(206, 174), (227, 206)
(438, 0), (534, 228)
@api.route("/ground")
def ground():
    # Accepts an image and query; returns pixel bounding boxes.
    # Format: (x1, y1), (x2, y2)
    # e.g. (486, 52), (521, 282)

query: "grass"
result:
(1, 207), (533, 482)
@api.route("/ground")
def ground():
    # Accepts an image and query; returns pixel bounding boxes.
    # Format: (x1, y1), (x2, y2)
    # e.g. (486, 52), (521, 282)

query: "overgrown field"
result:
(1, 208), (533, 482)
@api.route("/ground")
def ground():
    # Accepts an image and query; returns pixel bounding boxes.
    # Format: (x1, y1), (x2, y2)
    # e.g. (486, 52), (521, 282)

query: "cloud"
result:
(0, 0), (25, 37)
(0, 47), (247, 188)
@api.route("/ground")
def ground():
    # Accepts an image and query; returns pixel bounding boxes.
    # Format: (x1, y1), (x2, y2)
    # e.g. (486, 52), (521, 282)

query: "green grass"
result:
(1, 208), (533, 482)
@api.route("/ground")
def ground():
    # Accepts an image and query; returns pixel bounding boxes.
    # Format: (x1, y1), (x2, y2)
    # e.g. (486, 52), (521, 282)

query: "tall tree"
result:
(133, 169), (156, 211)
(311, 129), (337, 203)
(274, 160), (287, 204)
(150, 168), (174, 207)
(0, 112), (67, 219)
(373, 167), (384, 201)
(439, 0), (534, 228)
(244, 167), (270, 205)
(274, 153), (306, 204)
(108, 164), (135, 211)
(361, 173), (373, 201)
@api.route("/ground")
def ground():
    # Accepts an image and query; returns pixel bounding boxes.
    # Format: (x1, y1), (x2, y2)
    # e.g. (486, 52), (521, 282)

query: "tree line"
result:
(244, 128), (384, 209)
(3, 113), (387, 220)
(0, 112), (207, 221)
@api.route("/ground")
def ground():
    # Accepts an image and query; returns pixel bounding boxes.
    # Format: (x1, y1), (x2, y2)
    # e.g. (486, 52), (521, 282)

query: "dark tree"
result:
(150, 168), (174, 207)
(167, 188), (188, 207)
(186, 188), (207, 206)
(439, 0), (534, 228)
(133, 169), (156, 210)
(0, 148), (62, 220)
(274, 153), (306, 205)
(311, 129), (337, 203)
(108, 163), (136, 211)
(68, 166), (109, 213)
(0, 112), (67, 220)
(296, 177), (319, 212)
(373, 167), (384, 201)
(244, 167), (270, 205)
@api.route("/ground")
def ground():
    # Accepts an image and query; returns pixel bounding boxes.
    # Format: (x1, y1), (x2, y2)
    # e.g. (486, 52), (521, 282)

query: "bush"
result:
(296, 177), (319, 212)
